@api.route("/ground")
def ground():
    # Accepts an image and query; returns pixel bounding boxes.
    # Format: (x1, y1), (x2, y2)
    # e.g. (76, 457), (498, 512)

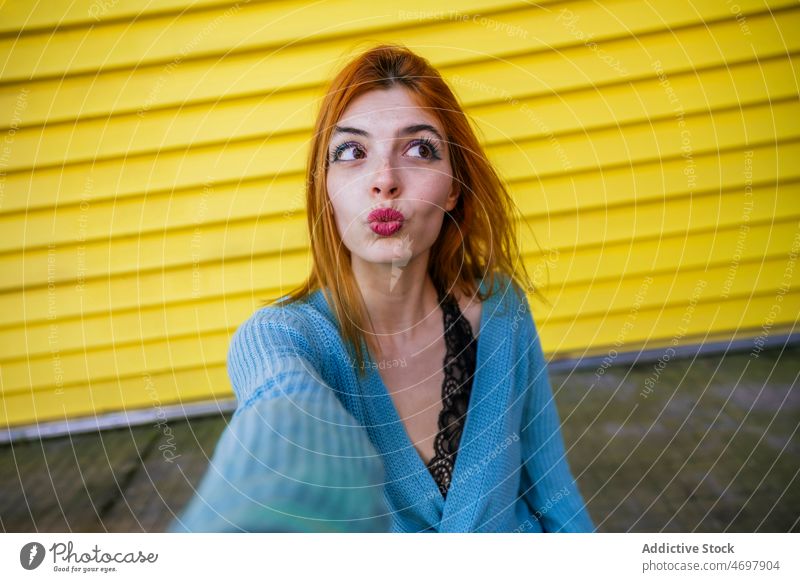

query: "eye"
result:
(330, 141), (366, 163)
(406, 137), (441, 160)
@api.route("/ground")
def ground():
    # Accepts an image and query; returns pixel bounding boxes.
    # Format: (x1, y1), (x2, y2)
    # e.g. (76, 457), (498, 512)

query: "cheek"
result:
(414, 170), (453, 208)
(326, 176), (348, 215)
(326, 176), (359, 238)
(416, 212), (446, 243)
(413, 173), (453, 239)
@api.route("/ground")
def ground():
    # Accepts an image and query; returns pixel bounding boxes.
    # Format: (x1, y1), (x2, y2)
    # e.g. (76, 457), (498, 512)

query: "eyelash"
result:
(329, 137), (442, 163)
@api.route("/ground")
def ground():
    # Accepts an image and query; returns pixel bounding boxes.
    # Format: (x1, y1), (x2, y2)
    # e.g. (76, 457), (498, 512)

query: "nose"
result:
(370, 160), (400, 199)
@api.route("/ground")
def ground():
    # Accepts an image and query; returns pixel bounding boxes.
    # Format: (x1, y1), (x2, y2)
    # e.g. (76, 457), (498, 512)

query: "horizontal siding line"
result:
(1, 98), (795, 214)
(3, 187), (796, 296)
(2, 4), (796, 124)
(2, 218), (798, 333)
(1, 170), (794, 260)
(480, 92), (800, 149)
(547, 309), (800, 364)
(2, 181), (795, 298)
(0, 210), (797, 313)
(531, 216), (786, 286)
(501, 135), (796, 191)
(502, 137), (798, 194)
(0, 244), (307, 305)
(0, 1), (567, 85)
(0, 0), (251, 38)
(0, 207), (297, 257)
(540, 292), (796, 350)
(0, 216), (800, 344)
(2, 212), (795, 326)
(529, 248), (797, 298)
(4, 57), (798, 174)
(0, 0), (531, 42)
(523, 218), (800, 286)
(0, 291), (269, 334)
(7, 51), (798, 152)
(478, 101), (798, 163)
(1, 238), (793, 345)
(3, 285), (797, 396)
(4, 134), (795, 230)
(0, 75), (320, 132)
(534, 259), (798, 321)
(527, 176), (798, 220)
(10, 128), (788, 228)
(464, 51), (800, 123)
(2, 264), (797, 365)
(508, 0), (800, 56)
(2, 36), (796, 138)
(2, 124), (313, 176)
(538, 213), (800, 264)
(1, 352), (227, 397)
(453, 49), (800, 107)
(6, 0), (794, 87)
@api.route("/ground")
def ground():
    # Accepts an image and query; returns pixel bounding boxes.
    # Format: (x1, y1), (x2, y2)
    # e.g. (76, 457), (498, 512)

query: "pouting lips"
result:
(368, 207), (405, 237)
(368, 207), (405, 223)
(370, 220), (403, 236)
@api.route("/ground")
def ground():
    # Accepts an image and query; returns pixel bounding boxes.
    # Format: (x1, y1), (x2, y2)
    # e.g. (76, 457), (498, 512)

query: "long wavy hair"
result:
(265, 43), (539, 377)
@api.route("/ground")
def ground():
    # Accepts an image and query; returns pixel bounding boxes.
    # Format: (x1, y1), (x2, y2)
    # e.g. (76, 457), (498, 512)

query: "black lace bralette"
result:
(425, 283), (478, 499)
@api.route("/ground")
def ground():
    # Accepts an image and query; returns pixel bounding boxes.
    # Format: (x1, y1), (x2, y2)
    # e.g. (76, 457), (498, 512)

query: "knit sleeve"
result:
(167, 308), (391, 533)
(519, 304), (595, 533)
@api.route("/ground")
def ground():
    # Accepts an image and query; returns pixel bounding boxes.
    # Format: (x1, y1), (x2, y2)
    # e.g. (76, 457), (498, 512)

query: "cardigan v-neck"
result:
(168, 273), (595, 533)
(350, 285), (492, 528)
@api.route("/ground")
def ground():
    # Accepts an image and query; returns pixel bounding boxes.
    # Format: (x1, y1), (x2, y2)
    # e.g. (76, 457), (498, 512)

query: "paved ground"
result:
(1, 343), (798, 532)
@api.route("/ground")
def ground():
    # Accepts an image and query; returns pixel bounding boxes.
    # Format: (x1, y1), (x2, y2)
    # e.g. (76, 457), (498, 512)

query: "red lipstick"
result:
(368, 207), (405, 237)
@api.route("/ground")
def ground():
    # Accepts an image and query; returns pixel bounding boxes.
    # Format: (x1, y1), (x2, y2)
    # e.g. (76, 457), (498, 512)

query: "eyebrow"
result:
(332, 123), (445, 142)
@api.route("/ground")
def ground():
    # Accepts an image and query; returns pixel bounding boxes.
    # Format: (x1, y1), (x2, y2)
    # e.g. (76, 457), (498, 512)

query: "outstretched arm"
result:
(168, 310), (391, 532)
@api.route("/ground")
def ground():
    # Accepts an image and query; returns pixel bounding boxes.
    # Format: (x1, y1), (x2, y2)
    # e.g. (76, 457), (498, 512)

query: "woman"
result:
(169, 44), (593, 533)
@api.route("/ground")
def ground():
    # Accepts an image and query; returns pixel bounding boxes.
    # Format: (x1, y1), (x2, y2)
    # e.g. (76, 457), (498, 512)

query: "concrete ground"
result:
(1, 343), (798, 532)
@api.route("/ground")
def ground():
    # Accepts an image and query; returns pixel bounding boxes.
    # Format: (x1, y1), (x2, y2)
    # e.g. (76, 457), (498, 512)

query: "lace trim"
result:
(426, 283), (478, 499)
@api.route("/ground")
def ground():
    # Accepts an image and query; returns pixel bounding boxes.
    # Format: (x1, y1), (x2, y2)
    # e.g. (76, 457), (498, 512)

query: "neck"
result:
(351, 250), (440, 348)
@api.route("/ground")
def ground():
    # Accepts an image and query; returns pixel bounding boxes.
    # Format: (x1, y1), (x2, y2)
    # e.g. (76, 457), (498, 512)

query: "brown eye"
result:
(331, 142), (366, 162)
(407, 138), (441, 160)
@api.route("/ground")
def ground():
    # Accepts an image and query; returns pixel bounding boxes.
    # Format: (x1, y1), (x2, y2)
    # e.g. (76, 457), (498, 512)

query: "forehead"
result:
(337, 86), (440, 129)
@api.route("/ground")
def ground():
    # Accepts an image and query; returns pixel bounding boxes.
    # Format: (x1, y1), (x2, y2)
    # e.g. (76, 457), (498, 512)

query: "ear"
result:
(445, 183), (460, 212)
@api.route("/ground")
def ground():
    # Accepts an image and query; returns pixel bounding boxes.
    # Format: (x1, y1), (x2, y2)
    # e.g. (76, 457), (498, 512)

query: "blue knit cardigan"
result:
(168, 273), (594, 533)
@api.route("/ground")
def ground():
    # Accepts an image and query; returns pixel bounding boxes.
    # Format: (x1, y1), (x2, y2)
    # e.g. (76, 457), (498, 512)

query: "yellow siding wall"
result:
(1, 0), (798, 427)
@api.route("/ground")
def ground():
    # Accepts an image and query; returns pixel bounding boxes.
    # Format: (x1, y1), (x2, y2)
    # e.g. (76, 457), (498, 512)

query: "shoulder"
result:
(481, 272), (543, 355)
(230, 303), (312, 357)
(225, 298), (337, 407)
(230, 292), (336, 353)
(478, 271), (532, 322)
(226, 296), (337, 379)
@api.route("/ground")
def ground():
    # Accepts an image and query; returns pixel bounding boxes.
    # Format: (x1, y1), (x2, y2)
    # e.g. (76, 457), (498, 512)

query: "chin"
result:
(353, 247), (410, 266)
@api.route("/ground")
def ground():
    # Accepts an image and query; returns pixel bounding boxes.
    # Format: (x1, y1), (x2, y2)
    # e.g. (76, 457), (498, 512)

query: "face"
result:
(325, 86), (458, 271)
